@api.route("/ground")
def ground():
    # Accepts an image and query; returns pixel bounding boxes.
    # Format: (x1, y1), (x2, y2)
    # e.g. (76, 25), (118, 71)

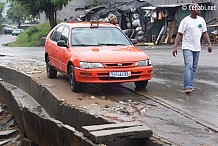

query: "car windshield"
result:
(71, 27), (131, 46)
(13, 29), (22, 32)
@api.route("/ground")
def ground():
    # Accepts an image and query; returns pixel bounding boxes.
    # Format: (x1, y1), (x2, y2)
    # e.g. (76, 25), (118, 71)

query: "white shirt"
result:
(178, 15), (207, 51)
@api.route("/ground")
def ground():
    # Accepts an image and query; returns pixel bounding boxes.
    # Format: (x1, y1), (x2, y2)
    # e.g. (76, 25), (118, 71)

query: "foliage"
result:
(7, 1), (30, 27)
(0, 2), (4, 14)
(93, 0), (101, 6)
(13, 0), (72, 29)
(0, 2), (4, 31)
(6, 22), (51, 47)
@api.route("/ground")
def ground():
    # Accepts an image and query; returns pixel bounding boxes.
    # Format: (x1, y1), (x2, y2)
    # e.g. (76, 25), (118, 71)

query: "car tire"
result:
(69, 65), (81, 92)
(46, 56), (57, 78)
(134, 80), (148, 88)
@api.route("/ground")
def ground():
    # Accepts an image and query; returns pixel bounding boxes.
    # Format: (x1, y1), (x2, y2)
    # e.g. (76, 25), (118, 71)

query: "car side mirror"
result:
(57, 40), (68, 48)
(131, 39), (137, 45)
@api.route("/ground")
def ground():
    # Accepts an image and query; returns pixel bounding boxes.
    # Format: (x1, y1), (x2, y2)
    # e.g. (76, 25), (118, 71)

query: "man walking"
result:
(173, 4), (212, 94)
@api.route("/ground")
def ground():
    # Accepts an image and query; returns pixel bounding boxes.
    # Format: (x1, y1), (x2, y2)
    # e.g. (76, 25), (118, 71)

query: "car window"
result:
(51, 25), (65, 42)
(71, 27), (131, 46)
(60, 26), (69, 44)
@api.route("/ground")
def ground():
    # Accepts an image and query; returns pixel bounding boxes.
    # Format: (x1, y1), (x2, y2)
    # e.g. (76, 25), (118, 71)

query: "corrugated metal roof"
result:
(142, 1), (213, 9)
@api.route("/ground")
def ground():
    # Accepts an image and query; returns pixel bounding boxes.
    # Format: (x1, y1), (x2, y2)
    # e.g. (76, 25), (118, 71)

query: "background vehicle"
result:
(3, 27), (14, 34)
(11, 29), (24, 36)
(45, 21), (153, 92)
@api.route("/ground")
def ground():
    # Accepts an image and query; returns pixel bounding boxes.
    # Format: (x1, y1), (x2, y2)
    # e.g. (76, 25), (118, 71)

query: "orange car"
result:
(45, 21), (153, 92)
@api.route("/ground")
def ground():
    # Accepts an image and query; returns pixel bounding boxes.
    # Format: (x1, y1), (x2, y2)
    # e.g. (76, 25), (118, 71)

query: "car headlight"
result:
(79, 62), (104, 68)
(135, 60), (151, 66)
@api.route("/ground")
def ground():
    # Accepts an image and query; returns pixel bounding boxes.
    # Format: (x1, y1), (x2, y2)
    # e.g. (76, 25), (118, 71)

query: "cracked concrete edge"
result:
(0, 66), (111, 131)
(0, 81), (100, 146)
(0, 66), (166, 146)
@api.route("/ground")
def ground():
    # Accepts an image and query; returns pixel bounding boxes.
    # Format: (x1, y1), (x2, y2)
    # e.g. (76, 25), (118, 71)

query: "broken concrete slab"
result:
(82, 121), (142, 137)
(123, 126), (153, 138)
(82, 122), (152, 143)
(90, 128), (124, 143)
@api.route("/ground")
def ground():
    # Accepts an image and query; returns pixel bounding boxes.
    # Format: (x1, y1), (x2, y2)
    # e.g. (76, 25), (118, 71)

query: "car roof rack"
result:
(90, 20), (99, 28)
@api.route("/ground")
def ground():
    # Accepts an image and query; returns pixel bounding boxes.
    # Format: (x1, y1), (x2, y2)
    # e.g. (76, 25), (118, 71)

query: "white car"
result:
(12, 29), (24, 36)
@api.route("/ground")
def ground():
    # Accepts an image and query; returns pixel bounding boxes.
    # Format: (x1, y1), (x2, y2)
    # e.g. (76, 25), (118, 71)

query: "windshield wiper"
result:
(97, 43), (126, 46)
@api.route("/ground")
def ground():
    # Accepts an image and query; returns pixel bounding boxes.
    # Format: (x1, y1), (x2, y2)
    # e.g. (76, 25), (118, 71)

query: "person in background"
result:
(172, 3), (212, 94)
(106, 14), (120, 28)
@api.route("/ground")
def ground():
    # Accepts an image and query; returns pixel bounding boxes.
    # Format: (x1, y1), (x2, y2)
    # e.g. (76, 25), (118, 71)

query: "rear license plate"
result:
(109, 71), (131, 77)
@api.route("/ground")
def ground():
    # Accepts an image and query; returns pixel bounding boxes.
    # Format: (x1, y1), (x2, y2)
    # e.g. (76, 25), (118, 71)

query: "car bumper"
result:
(74, 66), (153, 83)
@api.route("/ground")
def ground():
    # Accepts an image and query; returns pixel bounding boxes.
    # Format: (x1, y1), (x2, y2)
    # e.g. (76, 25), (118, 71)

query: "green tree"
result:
(7, 1), (29, 28)
(0, 2), (4, 31)
(93, 0), (101, 6)
(13, 0), (72, 29)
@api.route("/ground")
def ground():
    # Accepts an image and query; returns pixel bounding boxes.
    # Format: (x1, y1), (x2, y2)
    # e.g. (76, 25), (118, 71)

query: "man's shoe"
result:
(184, 88), (192, 94)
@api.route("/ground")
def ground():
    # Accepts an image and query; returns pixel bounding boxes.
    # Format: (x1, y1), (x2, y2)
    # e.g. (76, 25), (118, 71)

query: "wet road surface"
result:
(0, 35), (44, 68)
(0, 35), (218, 145)
(132, 45), (218, 129)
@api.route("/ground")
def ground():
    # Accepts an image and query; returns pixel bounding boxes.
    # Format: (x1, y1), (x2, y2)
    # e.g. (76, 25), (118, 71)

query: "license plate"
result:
(109, 71), (131, 77)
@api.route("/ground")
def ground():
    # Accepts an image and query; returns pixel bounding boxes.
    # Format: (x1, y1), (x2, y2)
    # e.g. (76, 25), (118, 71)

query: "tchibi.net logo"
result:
(182, 4), (216, 11)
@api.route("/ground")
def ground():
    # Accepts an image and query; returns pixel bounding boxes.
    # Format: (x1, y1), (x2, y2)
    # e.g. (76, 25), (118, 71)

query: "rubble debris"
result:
(0, 107), (2, 115)
(90, 96), (96, 100)
(77, 97), (83, 100)
(90, 103), (99, 106)
(140, 108), (147, 115)
(0, 130), (17, 137)
(0, 138), (13, 145)
(102, 100), (153, 117)
(26, 71), (42, 74)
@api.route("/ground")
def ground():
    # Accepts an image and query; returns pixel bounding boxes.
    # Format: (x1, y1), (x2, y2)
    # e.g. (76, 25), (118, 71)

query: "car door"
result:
(58, 25), (70, 73)
(48, 25), (65, 69)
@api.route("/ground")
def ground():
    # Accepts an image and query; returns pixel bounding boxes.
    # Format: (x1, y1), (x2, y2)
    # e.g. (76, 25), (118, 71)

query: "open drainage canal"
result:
(0, 66), (164, 146)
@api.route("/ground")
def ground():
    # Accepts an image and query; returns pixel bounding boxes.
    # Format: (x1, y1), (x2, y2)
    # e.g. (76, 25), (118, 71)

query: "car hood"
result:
(73, 45), (149, 62)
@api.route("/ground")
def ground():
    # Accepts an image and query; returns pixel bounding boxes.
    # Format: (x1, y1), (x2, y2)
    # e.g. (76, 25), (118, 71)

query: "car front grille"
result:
(104, 62), (134, 68)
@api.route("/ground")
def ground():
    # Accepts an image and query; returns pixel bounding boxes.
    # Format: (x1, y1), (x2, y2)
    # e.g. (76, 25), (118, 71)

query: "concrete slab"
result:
(83, 121), (142, 132)
(83, 122), (152, 143)
(82, 121), (142, 137)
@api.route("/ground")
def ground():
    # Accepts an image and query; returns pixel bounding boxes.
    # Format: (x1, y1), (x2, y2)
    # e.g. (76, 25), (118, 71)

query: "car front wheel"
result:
(134, 80), (148, 88)
(69, 65), (81, 92)
(46, 56), (57, 78)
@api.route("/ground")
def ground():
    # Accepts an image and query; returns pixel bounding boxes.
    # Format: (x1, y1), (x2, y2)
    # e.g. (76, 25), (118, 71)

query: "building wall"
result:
(40, 0), (217, 23)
